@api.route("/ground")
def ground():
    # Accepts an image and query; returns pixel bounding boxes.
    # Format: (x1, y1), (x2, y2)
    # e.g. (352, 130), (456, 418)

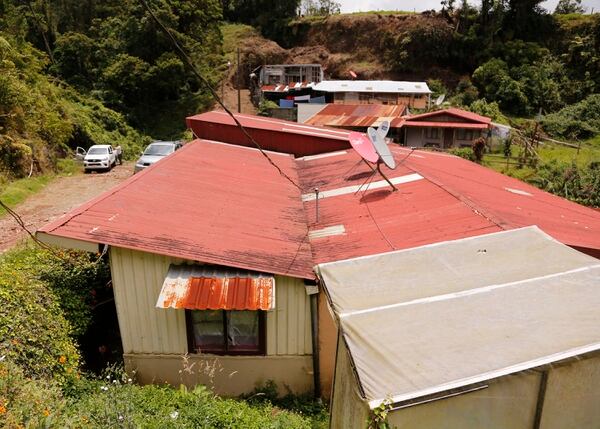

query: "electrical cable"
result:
(0, 200), (82, 264)
(138, 0), (303, 192)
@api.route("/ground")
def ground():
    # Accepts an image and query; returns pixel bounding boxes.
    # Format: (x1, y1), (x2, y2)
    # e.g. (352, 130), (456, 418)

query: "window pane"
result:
(191, 310), (225, 353)
(227, 311), (260, 352)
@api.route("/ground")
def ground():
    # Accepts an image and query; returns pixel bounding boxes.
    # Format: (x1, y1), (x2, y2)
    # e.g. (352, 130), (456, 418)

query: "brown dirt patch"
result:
(0, 162), (135, 253)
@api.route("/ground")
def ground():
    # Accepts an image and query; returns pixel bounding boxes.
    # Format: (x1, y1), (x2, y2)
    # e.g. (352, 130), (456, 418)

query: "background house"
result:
(312, 80), (431, 109)
(256, 64), (323, 105)
(395, 107), (492, 148)
(319, 227), (600, 429)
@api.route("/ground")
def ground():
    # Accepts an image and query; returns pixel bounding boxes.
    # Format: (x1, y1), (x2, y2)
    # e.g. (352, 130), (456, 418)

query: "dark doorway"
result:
(443, 128), (453, 148)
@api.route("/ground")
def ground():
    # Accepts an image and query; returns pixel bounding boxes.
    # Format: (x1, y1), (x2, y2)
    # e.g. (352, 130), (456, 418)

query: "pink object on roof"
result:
(348, 132), (379, 163)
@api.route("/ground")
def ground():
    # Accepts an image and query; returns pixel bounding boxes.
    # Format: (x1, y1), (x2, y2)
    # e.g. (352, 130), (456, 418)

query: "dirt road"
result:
(0, 162), (134, 253)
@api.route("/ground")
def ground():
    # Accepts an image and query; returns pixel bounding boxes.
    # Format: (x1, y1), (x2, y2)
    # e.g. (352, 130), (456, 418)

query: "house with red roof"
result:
(393, 107), (492, 148)
(37, 111), (600, 402)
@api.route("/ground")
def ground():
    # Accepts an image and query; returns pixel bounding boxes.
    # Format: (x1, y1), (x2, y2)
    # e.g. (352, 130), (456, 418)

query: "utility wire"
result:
(138, 0), (303, 192)
(0, 199), (82, 264)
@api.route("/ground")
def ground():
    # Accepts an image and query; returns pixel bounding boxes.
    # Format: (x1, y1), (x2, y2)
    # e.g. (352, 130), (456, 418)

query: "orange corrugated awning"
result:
(156, 265), (275, 311)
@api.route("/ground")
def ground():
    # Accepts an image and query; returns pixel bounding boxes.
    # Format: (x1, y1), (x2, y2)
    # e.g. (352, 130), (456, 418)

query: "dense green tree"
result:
(554, 0), (585, 14)
(222, 0), (300, 40)
(1, 0), (223, 138)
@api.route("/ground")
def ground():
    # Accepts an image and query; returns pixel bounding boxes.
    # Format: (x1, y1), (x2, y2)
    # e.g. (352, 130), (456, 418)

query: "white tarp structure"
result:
(317, 226), (600, 428)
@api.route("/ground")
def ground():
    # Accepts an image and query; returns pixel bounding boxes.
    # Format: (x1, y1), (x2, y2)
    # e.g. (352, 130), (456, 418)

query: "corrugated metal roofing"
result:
(297, 151), (502, 265)
(38, 116), (600, 280)
(395, 121), (489, 129)
(400, 107), (492, 124)
(304, 104), (407, 128)
(313, 80), (432, 94)
(261, 82), (314, 93)
(39, 140), (314, 279)
(157, 264), (275, 310)
(186, 110), (352, 157)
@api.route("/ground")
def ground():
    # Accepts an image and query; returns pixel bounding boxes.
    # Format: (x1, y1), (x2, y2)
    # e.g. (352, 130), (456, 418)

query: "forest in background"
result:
(0, 0), (598, 179)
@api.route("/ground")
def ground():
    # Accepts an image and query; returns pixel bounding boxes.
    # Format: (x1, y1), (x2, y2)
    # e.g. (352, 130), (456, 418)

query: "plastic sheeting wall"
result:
(333, 355), (600, 429)
(540, 355), (600, 429)
(330, 337), (369, 429)
(388, 372), (540, 429)
(109, 247), (312, 356)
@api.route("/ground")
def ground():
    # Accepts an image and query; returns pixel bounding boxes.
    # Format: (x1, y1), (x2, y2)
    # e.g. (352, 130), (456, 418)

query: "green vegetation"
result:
(0, 359), (320, 428)
(1, 0), (223, 139)
(541, 94), (600, 140)
(0, 244), (327, 427)
(0, 246), (81, 382)
(0, 33), (150, 179)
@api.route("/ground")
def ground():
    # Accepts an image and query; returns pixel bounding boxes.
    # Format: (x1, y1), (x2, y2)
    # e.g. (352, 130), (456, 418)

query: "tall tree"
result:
(554, 0), (585, 14)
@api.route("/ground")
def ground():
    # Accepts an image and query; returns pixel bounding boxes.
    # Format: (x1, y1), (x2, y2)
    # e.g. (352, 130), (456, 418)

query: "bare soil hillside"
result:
(224, 12), (457, 87)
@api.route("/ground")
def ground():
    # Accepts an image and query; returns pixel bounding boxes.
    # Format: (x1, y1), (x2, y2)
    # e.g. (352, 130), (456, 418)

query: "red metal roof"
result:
(400, 108), (492, 124)
(39, 140), (313, 279)
(158, 277), (274, 310)
(187, 110), (352, 157)
(298, 146), (600, 264)
(304, 104), (407, 128)
(298, 151), (501, 264)
(398, 148), (600, 252)
(156, 265), (275, 310)
(38, 116), (600, 280)
(395, 121), (489, 129)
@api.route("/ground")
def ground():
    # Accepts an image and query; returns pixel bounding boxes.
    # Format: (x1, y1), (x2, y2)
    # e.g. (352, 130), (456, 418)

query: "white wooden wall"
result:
(109, 247), (312, 356)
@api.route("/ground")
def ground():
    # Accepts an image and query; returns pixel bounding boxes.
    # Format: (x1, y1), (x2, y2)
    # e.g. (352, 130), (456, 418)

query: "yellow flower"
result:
(0, 404), (6, 415)
(59, 356), (67, 364)
(43, 408), (50, 417)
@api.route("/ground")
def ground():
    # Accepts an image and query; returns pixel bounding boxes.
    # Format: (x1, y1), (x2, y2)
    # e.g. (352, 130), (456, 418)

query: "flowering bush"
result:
(0, 360), (316, 428)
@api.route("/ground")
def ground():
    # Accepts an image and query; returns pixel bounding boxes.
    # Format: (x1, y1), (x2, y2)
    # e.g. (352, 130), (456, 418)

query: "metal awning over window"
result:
(156, 265), (275, 311)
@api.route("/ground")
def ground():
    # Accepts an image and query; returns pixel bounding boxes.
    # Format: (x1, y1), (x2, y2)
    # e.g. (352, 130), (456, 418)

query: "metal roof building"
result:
(319, 227), (600, 429)
(37, 113), (600, 404)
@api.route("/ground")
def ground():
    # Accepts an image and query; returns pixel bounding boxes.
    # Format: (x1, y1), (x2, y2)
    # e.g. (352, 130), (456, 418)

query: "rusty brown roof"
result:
(305, 104), (407, 128)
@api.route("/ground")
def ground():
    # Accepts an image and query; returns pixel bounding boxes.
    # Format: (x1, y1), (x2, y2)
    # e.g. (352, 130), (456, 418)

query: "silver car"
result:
(134, 141), (182, 173)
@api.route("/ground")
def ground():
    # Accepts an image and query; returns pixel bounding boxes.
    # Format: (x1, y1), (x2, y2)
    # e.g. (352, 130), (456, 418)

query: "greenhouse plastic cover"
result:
(316, 226), (600, 409)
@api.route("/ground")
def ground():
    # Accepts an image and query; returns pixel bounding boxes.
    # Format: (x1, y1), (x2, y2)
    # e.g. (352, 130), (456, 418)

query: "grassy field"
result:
(221, 23), (259, 59)
(0, 159), (80, 216)
(483, 135), (600, 183)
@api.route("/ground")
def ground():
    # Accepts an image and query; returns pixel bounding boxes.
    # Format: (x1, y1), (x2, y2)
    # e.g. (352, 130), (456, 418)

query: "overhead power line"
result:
(138, 0), (303, 192)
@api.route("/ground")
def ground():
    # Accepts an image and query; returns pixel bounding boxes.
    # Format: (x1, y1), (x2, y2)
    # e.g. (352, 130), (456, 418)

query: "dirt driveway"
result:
(0, 162), (134, 253)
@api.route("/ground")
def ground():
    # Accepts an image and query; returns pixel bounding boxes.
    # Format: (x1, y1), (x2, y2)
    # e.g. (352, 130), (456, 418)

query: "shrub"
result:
(468, 99), (508, 124)
(541, 94), (600, 140)
(0, 361), (318, 428)
(449, 147), (475, 161)
(0, 246), (80, 382)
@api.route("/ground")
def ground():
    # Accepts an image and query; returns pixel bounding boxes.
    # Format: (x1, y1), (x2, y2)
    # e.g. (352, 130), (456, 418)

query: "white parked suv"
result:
(83, 145), (117, 172)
